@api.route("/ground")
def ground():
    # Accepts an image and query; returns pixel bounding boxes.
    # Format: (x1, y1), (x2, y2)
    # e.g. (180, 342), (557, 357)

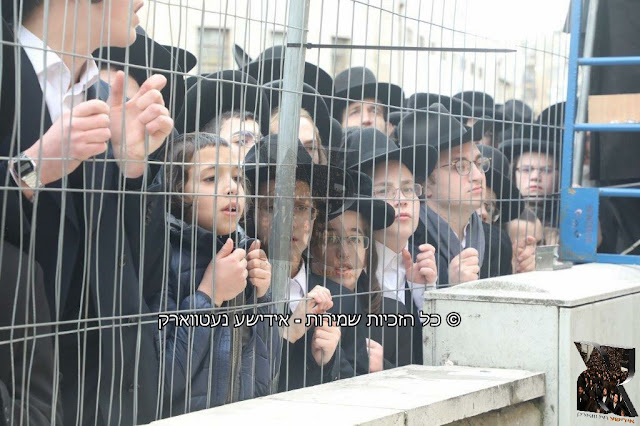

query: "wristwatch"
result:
(11, 153), (42, 189)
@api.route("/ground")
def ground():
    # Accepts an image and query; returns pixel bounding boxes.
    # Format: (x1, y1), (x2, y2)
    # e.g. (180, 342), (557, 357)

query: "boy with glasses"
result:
(342, 128), (439, 363)
(396, 104), (513, 286)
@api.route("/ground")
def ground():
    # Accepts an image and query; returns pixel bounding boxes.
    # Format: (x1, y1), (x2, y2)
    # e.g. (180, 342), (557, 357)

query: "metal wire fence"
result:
(0, 0), (574, 424)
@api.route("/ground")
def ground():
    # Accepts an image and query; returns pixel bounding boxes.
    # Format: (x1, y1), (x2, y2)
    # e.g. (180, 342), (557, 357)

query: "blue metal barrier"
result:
(559, 0), (640, 264)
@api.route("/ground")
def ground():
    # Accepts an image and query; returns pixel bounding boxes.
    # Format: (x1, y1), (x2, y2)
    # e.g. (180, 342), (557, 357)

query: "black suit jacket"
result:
(1, 36), (167, 425)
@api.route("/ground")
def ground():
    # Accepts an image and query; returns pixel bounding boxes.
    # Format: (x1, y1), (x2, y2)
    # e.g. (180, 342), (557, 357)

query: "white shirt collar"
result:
(18, 25), (100, 120)
(374, 240), (408, 304)
(374, 240), (405, 271)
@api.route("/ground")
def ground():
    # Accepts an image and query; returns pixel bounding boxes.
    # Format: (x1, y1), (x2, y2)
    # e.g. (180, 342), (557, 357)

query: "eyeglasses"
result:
(439, 157), (491, 176)
(323, 233), (370, 250)
(231, 131), (261, 147)
(515, 166), (556, 175)
(259, 203), (318, 221)
(373, 184), (423, 199)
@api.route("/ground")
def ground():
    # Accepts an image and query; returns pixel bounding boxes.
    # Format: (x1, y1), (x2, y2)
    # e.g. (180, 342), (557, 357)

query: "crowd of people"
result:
(0, 1), (632, 425)
(576, 344), (632, 416)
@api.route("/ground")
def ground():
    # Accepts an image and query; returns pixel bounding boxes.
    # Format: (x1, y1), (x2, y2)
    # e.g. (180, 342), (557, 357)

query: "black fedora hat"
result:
(476, 145), (523, 222)
(175, 70), (271, 136)
(453, 91), (496, 119)
(244, 135), (354, 216)
(497, 99), (534, 124)
(328, 171), (395, 231)
(233, 44), (253, 69)
(497, 135), (559, 168)
(331, 67), (405, 123)
(341, 127), (434, 181)
(262, 80), (340, 150)
(93, 26), (197, 112)
(395, 103), (470, 152)
(406, 93), (472, 120)
(242, 45), (334, 97)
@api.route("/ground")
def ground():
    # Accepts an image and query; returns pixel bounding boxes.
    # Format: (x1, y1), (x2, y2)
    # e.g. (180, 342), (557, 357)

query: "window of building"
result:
(198, 27), (230, 73)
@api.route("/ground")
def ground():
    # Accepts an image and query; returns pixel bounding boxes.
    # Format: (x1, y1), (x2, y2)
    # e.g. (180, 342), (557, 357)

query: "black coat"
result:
(1, 44), (166, 425)
(278, 272), (369, 392)
(412, 220), (513, 285)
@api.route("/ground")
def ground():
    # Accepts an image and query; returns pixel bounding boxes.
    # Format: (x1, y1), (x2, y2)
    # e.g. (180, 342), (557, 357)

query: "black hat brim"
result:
(328, 197), (395, 231)
(349, 144), (436, 181)
(244, 60), (334, 98)
(332, 82), (405, 122)
(175, 71), (271, 136)
(498, 138), (558, 165)
(245, 163), (353, 217)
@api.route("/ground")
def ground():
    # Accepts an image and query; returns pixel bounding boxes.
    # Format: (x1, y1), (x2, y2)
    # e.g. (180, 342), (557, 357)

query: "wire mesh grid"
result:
(0, 0), (571, 424)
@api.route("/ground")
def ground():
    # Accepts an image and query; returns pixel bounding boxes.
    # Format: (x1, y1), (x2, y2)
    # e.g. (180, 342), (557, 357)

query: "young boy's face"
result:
(427, 141), (486, 212)
(218, 117), (261, 158)
(311, 210), (368, 291)
(342, 98), (391, 135)
(256, 180), (317, 265)
(370, 160), (421, 246)
(514, 152), (557, 198)
(184, 145), (246, 235)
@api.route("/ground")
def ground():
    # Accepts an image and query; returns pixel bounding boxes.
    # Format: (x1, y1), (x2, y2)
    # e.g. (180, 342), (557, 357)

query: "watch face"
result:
(17, 158), (36, 176)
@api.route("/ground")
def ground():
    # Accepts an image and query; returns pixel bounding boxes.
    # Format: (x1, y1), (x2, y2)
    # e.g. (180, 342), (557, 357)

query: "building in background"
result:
(140, 0), (569, 112)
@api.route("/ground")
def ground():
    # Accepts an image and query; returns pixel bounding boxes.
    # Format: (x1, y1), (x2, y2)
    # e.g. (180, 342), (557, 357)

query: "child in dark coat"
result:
(152, 133), (280, 416)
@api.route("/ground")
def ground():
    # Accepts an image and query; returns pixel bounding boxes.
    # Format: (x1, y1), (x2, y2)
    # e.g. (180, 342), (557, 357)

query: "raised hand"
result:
(21, 100), (111, 193)
(448, 248), (480, 285)
(513, 235), (537, 273)
(198, 238), (248, 307)
(246, 240), (271, 298)
(108, 71), (173, 178)
(402, 244), (438, 285)
(311, 317), (341, 367)
(283, 285), (333, 343)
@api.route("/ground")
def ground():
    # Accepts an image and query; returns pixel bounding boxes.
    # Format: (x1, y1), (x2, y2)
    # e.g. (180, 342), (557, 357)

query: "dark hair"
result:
(166, 132), (244, 221)
(311, 213), (382, 314)
(201, 110), (258, 135)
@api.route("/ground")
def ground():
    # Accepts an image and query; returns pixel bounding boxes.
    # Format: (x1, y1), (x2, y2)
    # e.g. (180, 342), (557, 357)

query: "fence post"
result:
(268, 0), (310, 355)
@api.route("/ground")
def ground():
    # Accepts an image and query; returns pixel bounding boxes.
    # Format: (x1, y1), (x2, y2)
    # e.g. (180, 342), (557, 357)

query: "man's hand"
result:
(108, 71), (173, 178)
(402, 244), (438, 285)
(283, 285), (333, 343)
(513, 236), (537, 273)
(311, 317), (341, 367)
(448, 248), (480, 285)
(198, 238), (248, 307)
(366, 338), (384, 373)
(246, 240), (271, 298)
(21, 100), (111, 196)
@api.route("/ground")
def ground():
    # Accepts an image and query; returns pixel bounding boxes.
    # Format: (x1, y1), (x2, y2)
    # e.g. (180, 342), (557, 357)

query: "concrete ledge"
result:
(424, 263), (640, 307)
(148, 366), (545, 426)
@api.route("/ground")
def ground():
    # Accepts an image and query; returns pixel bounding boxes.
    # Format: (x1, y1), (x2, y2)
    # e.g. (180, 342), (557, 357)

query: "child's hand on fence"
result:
(198, 238), (247, 307)
(448, 248), (480, 285)
(246, 240), (271, 298)
(366, 338), (384, 373)
(311, 317), (341, 367)
(513, 235), (537, 273)
(283, 286), (333, 343)
(402, 244), (438, 285)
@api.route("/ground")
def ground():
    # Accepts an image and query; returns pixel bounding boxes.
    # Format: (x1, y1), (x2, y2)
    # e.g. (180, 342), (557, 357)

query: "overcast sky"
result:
(464, 0), (571, 42)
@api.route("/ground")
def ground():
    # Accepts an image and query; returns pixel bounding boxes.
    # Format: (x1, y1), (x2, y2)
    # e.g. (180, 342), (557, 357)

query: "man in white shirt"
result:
(1, 0), (173, 424)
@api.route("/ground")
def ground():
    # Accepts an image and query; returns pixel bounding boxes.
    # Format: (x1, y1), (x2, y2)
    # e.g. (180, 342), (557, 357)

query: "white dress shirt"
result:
(374, 240), (435, 312)
(18, 26), (100, 123)
(288, 262), (308, 313)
